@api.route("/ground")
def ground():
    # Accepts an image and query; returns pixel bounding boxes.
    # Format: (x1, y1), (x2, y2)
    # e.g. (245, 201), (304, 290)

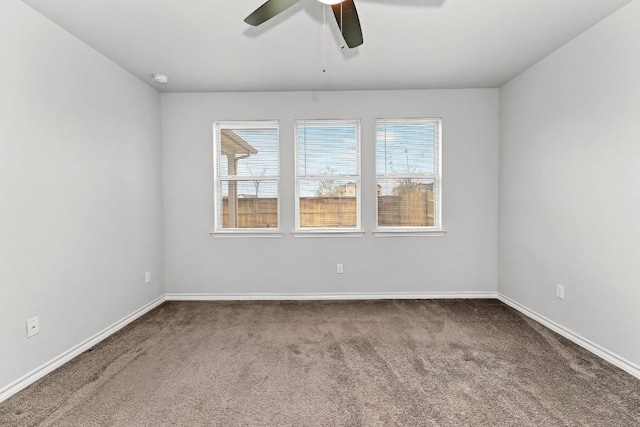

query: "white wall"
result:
(0, 0), (165, 391)
(162, 89), (499, 295)
(499, 0), (640, 367)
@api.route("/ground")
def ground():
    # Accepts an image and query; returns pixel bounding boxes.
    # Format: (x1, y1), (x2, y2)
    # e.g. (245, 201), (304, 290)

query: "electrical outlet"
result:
(337, 264), (344, 274)
(27, 317), (39, 338)
(145, 272), (151, 284)
(556, 284), (565, 300)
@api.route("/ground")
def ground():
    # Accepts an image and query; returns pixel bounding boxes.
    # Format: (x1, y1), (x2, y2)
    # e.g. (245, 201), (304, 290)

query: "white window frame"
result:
(212, 120), (282, 237)
(294, 119), (363, 237)
(373, 118), (445, 237)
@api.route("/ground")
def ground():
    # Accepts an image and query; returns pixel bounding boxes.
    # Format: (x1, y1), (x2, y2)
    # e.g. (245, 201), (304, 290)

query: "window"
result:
(375, 118), (442, 231)
(213, 121), (279, 233)
(295, 120), (361, 232)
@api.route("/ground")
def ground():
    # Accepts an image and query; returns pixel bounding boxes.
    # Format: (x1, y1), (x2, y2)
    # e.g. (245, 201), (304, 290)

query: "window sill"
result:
(372, 228), (447, 237)
(291, 230), (365, 238)
(210, 230), (284, 238)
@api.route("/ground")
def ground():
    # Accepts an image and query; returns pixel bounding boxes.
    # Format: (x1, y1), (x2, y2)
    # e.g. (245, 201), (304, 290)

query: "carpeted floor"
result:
(1, 300), (639, 426)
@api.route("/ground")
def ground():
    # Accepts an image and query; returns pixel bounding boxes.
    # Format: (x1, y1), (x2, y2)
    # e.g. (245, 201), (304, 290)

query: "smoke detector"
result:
(153, 74), (169, 84)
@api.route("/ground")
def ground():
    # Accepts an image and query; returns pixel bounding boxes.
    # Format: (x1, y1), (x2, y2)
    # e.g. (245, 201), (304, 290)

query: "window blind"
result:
(295, 120), (361, 230)
(375, 119), (441, 229)
(214, 121), (279, 231)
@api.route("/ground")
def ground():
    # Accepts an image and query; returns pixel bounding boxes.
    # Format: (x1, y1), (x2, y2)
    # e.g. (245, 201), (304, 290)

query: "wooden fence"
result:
(377, 191), (434, 227)
(222, 198), (278, 229)
(222, 191), (434, 228)
(299, 197), (357, 228)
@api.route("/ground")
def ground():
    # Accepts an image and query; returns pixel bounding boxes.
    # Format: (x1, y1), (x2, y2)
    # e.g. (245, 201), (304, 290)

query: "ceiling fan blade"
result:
(331, 0), (363, 48)
(244, 0), (301, 26)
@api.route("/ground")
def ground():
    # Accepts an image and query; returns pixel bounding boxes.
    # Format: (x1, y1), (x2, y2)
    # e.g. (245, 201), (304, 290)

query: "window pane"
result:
(376, 121), (437, 175)
(219, 180), (278, 229)
(376, 119), (441, 229)
(214, 121), (279, 232)
(377, 178), (435, 227)
(297, 122), (358, 176)
(299, 179), (358, 228)
(219, 127), (278, 177)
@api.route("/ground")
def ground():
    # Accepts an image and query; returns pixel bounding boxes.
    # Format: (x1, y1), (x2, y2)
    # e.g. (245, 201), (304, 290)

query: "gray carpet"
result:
(1, 300), (639, 426)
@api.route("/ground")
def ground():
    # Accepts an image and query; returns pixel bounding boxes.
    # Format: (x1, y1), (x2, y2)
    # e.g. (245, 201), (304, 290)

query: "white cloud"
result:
(376, 130), (399, 144)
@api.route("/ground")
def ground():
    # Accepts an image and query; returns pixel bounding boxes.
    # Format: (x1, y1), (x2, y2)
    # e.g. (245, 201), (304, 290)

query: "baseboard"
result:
(497, 293), (640, 380)
(0, 295), (166, 404)
(165, 291), (498, 301)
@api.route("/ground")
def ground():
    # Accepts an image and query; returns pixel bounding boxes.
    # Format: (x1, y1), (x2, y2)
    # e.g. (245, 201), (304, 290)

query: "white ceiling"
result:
(21, 0), (632, 93)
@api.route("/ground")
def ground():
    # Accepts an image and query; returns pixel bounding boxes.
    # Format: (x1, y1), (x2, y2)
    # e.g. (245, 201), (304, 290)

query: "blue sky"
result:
(297, 122), (358, 176)
(376, 122), (437, 175)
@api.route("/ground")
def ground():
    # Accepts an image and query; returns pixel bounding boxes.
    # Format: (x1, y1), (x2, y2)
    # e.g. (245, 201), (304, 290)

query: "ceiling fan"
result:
(245, 0), (364, 49)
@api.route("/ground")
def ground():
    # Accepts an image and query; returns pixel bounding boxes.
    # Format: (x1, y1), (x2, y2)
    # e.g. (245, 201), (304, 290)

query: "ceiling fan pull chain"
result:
(323, 5), (327, 72)
(340, 1), (344, 49)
